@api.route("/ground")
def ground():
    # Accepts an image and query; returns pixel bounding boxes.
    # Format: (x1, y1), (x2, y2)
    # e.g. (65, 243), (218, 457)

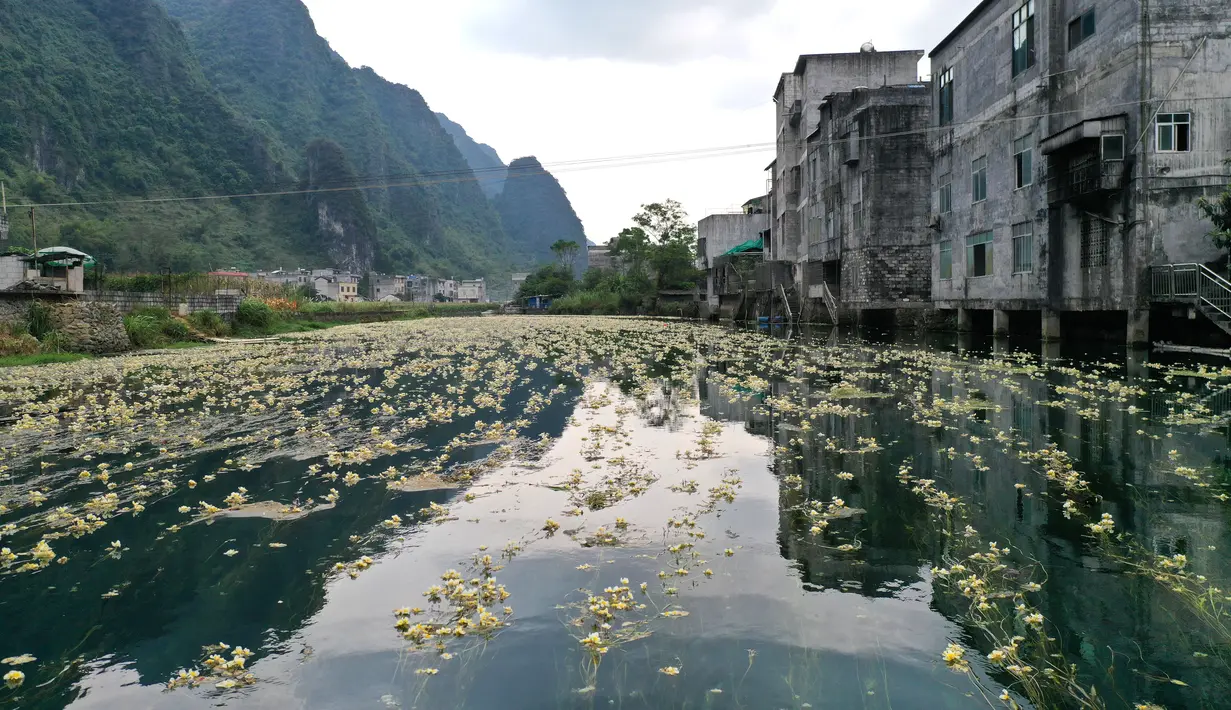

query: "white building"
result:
(313, 273), (360, 302)
(458, 279), (487, 303)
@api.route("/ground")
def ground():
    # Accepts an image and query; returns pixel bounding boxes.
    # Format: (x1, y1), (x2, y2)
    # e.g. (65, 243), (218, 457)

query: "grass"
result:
(0, 353), (93, 367)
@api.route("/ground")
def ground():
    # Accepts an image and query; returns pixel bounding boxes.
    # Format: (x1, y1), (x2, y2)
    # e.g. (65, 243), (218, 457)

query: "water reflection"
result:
(1, 320), (1228, 710)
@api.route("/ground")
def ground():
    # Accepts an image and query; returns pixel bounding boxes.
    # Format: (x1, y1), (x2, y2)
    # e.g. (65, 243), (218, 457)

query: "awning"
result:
(1040, 114), (1127, 155)
(722, 238), (764, 256)
(34, 247), (96, 267)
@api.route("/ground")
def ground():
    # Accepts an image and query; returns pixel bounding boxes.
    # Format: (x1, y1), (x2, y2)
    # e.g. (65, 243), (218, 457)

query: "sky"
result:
(300, 0), (978, 244)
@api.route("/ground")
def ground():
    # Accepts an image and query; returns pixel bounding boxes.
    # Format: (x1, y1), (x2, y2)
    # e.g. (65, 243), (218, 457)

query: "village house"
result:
(928, 0), (1231, 343)
(802, 82), (934, 326)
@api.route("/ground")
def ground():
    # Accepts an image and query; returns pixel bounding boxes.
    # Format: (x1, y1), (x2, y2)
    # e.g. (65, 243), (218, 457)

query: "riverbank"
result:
(0, 300), (493, 367)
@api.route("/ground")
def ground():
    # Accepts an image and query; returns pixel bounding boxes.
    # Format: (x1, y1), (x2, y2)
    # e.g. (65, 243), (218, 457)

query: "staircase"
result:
(1151, 263), (1231, 337)
(819, 280), (839, 326)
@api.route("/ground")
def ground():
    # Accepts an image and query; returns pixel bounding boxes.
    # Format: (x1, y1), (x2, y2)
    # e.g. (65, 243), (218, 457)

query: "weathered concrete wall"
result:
(81, 290), (242, 317)
(930, 0), (1231, 319)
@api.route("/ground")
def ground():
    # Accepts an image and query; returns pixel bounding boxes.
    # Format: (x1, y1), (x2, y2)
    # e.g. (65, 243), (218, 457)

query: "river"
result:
(0, 316), (1228, 710)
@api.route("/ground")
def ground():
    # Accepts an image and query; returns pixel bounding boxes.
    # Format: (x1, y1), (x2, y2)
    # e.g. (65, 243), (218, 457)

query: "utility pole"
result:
(30, 207), (37, 254)
(0, 182), (7, 242)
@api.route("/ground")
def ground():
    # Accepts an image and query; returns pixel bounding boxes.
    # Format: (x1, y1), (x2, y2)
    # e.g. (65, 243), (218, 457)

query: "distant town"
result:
(208, 269), (490, 304)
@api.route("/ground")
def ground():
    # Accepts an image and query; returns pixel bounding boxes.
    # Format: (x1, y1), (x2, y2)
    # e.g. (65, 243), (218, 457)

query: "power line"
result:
(8, 94), (1231, 210)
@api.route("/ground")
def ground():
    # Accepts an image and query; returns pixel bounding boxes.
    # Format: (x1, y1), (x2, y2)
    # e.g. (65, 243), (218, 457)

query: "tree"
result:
(610, 201), (701, 291)
(550, 240), (580, 270)
(1198, 178), (1231, 274)
(515, 264), (575, 300)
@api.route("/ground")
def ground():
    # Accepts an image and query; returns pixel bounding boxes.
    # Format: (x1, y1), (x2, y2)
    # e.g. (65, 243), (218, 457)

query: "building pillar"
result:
(993, 309), (1011, 337)
(1041, 309), (1061, 341)
(957, 308), (973, 332)
(1127, 309), (1150, 347)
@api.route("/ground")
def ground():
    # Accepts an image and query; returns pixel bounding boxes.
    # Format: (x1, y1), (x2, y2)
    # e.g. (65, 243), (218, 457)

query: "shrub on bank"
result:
(189, 309), (230, 337)
(236, 298), (275, 329)
(124, 314), (165, 348)
(548, 290), (621, 315)
(0, 332), (40, 356)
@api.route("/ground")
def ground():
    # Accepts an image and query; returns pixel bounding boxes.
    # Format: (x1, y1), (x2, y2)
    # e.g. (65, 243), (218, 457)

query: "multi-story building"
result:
(458, 279), (487, 303)
(929, 0), (1231, 343)
(312, 273), (359, 302)
(370, 273), (408, 301)
(697, 199), (770, 315)
(588, 244), (616, 272)
(768, 48), (924, 282)
(411, 277), (459, 302)
(802, 83), (934, 324)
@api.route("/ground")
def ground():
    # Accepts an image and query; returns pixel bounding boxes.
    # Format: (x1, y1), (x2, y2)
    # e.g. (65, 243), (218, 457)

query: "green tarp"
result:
(721, 238), (763, 257)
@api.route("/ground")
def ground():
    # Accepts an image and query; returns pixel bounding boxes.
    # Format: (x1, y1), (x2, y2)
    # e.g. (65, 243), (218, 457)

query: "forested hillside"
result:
(0, 0), (587, 284)
(497, 157), (589, 277)
(435, 113), (507, 199)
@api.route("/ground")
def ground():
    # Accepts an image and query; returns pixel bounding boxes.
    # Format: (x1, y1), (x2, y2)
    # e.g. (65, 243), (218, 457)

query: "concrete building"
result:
(588, 244), (617, 272)
(458, 278), (487, 303)
(370, 273), (407, 301)
(928, 0), (1231, 343)
(412, 277), (459, 302)
(511, 272), (529, 296)
(801, 83), (934, 324)
(768, 48), (925, 282)
(312, 273), (359, 302)
(697, 202), (769, 314)
(257, 270), (312, 287)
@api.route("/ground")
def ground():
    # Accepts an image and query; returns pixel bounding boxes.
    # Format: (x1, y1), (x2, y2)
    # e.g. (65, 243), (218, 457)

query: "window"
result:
(966, 231), (994, 277)
(1081, 215), (1109, 268)
(1068, 9), (1095, 49)
(852, 201), (863, 231)
(939, 241), (953, 280)
(938, 68), (953, 126)
(972, 156), (988, 203)
(1101, 134), (1125, 161)
(1156, 113), (1191, 152)
(1013, 136), (1033, 188)
(1012, 0), (1036, 76)
(1012, 222), (1033, 273)
(939, 182), (952, 214)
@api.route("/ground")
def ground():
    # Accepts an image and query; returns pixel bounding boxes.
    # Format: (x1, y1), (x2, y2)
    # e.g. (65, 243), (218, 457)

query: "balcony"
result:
(1047, 159), (1124, 205)
(807, 238), (839, 262)
(788, 100), (802, 128)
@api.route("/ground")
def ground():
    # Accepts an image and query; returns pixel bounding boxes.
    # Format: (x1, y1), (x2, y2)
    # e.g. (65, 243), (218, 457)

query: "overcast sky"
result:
(301, 0), (976, 244)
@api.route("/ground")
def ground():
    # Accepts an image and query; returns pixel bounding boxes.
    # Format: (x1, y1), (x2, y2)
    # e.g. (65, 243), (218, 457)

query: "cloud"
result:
(466, 0), (773, 63)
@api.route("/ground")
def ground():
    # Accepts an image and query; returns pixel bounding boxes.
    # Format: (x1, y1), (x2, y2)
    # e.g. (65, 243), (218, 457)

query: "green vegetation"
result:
(497, 157), (590, 276)
(1198, 171), (1231, 273)
(0, 352), (92, 367)
(123, 308), (200, 348)
(235, 298), (276, 329)
(188, 309), (230, 337)
(516, 201), (701, 316)
(0, 0), (583, 289)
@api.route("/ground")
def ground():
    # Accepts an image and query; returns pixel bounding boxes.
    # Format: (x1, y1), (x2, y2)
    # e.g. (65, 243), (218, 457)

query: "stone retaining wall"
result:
(82, 290), (242, 317)
(51, 302), (130, 354)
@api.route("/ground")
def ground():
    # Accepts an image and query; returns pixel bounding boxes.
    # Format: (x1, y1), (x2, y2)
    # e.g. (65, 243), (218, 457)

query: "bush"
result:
(38, 330), (69, 354)
(189, 309), (230, 337)
(124, 314), (166, 348)
(130, 306), (173, 322)
(0, 332), (40, 356)
(549, 290), (621, 315)
(26, 300), (56, 340)
(161, 318), (191, 340)
(236, 298), (275, 329)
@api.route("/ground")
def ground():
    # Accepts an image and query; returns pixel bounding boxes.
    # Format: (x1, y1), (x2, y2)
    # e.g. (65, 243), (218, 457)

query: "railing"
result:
(1047, 160), (1124, 204)
(819, 279), (839, 325)
(807, 238), (839, 262)
(1151, 263), (1231, 333)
